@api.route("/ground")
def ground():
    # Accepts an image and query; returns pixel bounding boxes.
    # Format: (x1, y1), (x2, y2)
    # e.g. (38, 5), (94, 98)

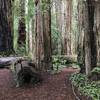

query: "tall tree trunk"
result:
(84, 0), (97, 75)
(0, 0), (13, 52)
(66, 0), (72, 55)
(35, 0), (44, 70)
(62, 0), (72, 55)
(77, 0), (85, 73)
(55, 0), (62, 54)
(87, 0), (97, 69)
(18, 0), (26, 46)
(94, 0), (100, 63)
(42, 0), (52, 70)
(84, 1), (91, 75)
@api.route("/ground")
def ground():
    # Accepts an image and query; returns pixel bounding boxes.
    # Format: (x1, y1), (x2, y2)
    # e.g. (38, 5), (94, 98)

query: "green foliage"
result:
(51, 13), (62, 55)
(14, 0), (35, 56)
(52, 56), (79, 71)
(15, 44), (26, 56)
(70, 73), (88, 87)
(52, 57), (65, 71)
(0, 51), (15, 57)
(70, 73), (100, 100)
(80, 82), (100, 100)
(27, 0), (35, 19)
(91, 67), (100, 74)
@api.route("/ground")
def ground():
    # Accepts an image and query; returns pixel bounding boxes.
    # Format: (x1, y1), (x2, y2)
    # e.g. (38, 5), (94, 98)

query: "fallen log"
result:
(0, 61), (11, 68)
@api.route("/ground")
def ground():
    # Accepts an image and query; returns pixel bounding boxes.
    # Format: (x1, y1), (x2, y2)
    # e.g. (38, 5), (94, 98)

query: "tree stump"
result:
(14, 60), (43, 87)
(0, 57), (42, 87)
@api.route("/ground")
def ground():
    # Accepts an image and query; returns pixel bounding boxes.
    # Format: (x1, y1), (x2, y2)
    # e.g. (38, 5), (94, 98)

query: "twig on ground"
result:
(71, 83), (81, 100)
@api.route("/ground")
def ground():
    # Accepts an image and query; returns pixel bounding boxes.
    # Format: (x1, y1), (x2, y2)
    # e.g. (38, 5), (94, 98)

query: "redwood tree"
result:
(84, 0), (97, 75)
(62, 0), (72, 55)
(35, 0), (44, 70)
(77, 0), (85, 73)
(0, 0), (13, 52)
(95, 0), (100, 63)
(42, 0), (52, 70)
(18, 0), (26, 46)
(35, 0), (52, 70)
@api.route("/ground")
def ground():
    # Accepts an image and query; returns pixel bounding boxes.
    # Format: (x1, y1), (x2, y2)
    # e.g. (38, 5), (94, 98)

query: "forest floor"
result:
(0, 67), (87, 100)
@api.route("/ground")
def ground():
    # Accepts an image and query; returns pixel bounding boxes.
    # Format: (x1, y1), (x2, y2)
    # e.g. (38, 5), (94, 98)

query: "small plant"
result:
(0, 50), (15, 57)
(15, 44), (26, 56)
(70, 73), (88, 87)
(91, 67), (100, 74)
(70, 73), (100, 100)
(52, 56), (69, 71)
(52, 57), (62, 71)
(52, 56), (80, 71)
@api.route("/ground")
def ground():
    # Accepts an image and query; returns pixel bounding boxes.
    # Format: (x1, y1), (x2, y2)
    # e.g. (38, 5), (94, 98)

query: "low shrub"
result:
(70, 73), (100, 100)
(91, 67), (100, 74)
(52, 55), (79, 71)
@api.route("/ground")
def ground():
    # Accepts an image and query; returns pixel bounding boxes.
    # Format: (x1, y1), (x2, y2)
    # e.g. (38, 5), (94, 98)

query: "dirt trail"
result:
(0, 68), (78, 100)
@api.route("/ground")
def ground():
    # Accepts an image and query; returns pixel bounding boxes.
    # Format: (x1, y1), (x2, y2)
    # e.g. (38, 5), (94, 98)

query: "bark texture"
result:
(42, 0), (52, 70)
(0, 0), (13, 52)
(84, 0), (97, 75)
(77, 0), (85, 73)
(35, 0), (44, 70)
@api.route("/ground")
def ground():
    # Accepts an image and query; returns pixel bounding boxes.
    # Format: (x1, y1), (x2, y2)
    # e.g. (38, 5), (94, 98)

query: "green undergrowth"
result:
(0, 44), (26, 57)
(70, 73), (100, 100)
(0, 51), (16, 57)
(91, 67), (100, 74)
(52, 55), (80, 71)
(14, 43), (27, 57)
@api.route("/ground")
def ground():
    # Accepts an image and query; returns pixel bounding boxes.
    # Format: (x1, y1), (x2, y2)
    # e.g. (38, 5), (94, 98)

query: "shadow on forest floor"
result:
(0, 67), (90, 100)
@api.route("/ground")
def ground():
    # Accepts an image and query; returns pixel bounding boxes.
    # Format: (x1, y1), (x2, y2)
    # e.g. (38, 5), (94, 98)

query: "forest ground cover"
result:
(0, 67), (85, 100)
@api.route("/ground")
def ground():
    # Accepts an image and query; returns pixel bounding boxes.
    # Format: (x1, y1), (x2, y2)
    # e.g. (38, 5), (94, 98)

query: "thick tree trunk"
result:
(84, 0), (97, 75)
(35, 0), (44, 70)
(94, 0), (100, 63)
(0, 0), (13, 52)
(77, 0), (85, 73)
(28, 18), (34, 58)
(66, 0), (72, 55)
(42, 0), (52, 70)
(87, 0), (97, 69)
(62, 0), (72, 55)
